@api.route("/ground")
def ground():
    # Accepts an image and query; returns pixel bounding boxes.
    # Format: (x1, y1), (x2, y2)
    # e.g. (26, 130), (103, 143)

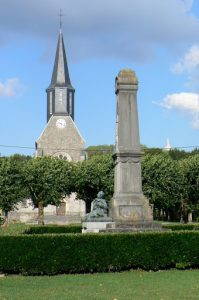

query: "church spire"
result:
(59, 9), (63, 32)
(164, 138), (172, 151)
(46, 28), (75, 122)
(49, 31), (72, 88)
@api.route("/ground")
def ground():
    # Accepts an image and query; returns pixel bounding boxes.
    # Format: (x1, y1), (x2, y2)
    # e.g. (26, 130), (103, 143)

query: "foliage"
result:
(162, 223), (199, 231)
(24, 225), (82, 234)
(86, 145), (114, 158)
(22, 157), (74, 224)
(9, 154), (32, 162)
(0, 158), (27, 224)
(190, 148), (199, 156)
(168, 148), (199, 160)
(0, 232), (199, 274)
(72, 155), (114, 212)
(142, 147), (163, 155)
(0, 216), (4, 226)
(168, 149), (190, 160)
(142, 153), (187, 221)
(142, 147), (199, 160)
(180, 154), (199, 210)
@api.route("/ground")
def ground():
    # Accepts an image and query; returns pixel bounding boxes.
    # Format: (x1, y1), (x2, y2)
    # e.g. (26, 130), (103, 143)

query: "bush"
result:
(162, 224), (199, 231)
(24, 225), (82, 234)
(0, 231), (199, 275)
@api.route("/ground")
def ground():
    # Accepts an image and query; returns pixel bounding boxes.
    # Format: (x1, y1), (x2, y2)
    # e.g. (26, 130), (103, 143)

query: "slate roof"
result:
(48, 30), (73, 89)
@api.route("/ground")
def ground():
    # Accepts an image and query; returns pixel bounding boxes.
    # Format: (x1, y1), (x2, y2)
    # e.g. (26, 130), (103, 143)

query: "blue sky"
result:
(0, 0), (199, 156)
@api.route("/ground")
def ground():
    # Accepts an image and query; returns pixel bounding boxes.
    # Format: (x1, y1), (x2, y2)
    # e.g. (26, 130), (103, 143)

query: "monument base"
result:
(104, 221), (163, 232)
(82, 220), (164, 233)
(111, 193), (153, 226)
(82, 219), (114, 233)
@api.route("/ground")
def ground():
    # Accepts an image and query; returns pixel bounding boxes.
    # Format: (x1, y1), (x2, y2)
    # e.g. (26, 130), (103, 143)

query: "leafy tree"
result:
(168, 149), (190, 160)
(142, 153), (186, 221)
(0, 157), (27, 226)
(22, 157), (73, 224)
(72, 155), (114, 212)
(190, 148), (199, 156)
(180, 154), (199, 220)
(9, 154), (32, 162)
(142, 147), (163, 155)
(86, 145), (114, 158)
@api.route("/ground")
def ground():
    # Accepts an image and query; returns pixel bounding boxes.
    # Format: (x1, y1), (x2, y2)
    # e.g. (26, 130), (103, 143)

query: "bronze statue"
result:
(85, 191), (109, 221)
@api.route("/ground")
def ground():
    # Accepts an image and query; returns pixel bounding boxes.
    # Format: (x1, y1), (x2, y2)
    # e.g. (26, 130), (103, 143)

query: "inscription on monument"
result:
(119, 205), (143, 219)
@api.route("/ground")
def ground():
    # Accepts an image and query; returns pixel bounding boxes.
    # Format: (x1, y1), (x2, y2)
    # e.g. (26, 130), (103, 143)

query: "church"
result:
(9, 28), (86, 224)
(36, 28), (85, 162)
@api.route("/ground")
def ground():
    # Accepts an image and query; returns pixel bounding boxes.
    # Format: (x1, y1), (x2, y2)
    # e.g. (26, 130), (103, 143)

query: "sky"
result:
(0, 0), (199, 156)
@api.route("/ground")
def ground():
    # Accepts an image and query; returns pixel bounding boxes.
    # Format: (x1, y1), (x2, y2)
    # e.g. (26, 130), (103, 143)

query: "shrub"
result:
(24, 225), (82, 234)
(0, 231), (199, 275)
(162, 224), (199, 231)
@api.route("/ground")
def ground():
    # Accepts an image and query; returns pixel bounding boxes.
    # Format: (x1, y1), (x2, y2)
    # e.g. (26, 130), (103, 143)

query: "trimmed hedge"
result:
(24, 225), (82, 234)
(162, 224), (199, 231)
(0, 231), (199, 275)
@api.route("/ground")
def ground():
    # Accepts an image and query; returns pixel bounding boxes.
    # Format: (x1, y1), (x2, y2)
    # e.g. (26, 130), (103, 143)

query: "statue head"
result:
(97, 191), (104, 199)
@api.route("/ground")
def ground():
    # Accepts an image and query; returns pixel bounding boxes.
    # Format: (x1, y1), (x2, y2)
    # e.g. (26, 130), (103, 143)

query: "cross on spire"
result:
(58, 9), (64, 31)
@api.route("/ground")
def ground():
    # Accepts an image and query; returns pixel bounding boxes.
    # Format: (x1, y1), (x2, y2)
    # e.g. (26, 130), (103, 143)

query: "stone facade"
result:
(9, 194), (85, 224)
(35, 115), (85, 161)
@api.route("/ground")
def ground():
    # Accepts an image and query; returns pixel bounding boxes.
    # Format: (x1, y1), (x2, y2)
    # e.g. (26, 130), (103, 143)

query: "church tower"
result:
(46, 29), (75, 122)
(36, 28), (85, 162)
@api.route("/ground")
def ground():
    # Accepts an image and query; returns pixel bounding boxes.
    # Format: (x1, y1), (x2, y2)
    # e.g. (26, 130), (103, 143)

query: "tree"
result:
(142, 153), (186, 221)
(72, 155), (114, 213)
(85, 145), (114, 159)
(9, 154), (32, 162)
(0, 157), (27, 226)
(168, 149), (190, 160)
(142, 146), (163, 156)
(22, 157), (73, 224)
(180, 154), (199, 221)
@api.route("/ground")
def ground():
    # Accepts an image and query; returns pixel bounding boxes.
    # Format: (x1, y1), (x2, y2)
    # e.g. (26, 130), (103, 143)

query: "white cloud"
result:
(160, 92), (199, 129)
(0, 78), (24, 98)
(171, 45), (199, 90)
(171, 45), (199, 74)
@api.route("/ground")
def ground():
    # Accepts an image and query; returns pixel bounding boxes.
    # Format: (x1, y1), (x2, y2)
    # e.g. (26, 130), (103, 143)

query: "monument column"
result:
(111, 69), (153, 226)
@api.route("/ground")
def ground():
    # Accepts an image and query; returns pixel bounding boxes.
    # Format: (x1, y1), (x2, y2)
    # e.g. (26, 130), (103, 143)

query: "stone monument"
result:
(111, 69), (153, 228)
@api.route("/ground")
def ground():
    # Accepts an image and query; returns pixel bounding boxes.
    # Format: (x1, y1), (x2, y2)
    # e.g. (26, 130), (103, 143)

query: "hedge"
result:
(24, 225), (82, 234)
(0, 231), (199, 275)
(162, 224), (199, 231)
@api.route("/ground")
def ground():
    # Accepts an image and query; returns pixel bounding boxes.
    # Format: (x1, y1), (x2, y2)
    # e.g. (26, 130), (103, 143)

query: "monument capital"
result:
(115, 69), (138, 93)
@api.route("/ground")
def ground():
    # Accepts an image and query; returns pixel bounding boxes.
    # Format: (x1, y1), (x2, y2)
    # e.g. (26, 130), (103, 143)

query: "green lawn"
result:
(0, 223), (29, 236)
(0, 270), (199, 300)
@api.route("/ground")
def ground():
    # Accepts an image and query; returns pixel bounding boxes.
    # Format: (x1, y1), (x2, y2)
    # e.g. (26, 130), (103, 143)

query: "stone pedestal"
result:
(111, 69), (153, 226)
(82, 220), (114, 233)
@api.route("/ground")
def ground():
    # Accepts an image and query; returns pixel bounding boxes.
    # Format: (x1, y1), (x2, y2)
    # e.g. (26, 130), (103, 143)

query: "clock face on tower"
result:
(56, 119), (66, 129)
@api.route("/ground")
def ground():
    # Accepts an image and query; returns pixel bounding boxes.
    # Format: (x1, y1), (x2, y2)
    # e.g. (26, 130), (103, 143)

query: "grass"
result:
(0, 223), (30, 236)
(0, 270), (199, 300)
(1, 222), (199, 236)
